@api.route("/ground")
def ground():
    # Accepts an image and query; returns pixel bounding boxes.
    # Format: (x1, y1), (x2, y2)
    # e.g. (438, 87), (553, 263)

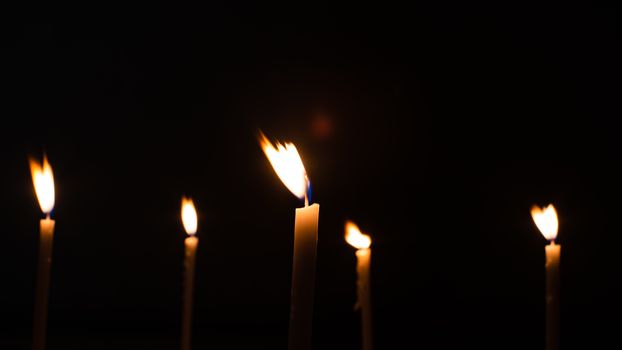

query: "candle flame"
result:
(345, 220), (372, 249)
(531, 204), (558, 240)
(29, 156), (55, 214)
(259, 131), (308, 200)
(181, 197), (198, 235)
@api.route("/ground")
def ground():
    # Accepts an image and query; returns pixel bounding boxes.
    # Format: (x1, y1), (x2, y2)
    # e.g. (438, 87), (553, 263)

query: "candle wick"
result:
(304, 175), (311, 207)
(46, 213), (50, 220)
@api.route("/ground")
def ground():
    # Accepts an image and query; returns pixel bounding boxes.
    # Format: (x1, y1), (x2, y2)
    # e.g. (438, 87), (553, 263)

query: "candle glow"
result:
(531, 203), (561, 350)
(345, 221), (371, 249)
(29, 156), (55, 214)
(259, 131), (319, 350)
(29, 154), (57, 350)
(345, 220), (373, 350)
(259, 131), (308, 200)
(181, 197), (198, 235)
(180, 196), (199, 350)
(531, 204), (558, 240)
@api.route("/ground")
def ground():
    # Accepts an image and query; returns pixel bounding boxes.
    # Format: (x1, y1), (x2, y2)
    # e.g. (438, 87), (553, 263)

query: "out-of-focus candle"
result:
(29, 155), (56, 350)
(531, 204), (560, 350)
(181, 197), (199, 350)
(259, 132), (320, 350)
(345, 221), (373, 350)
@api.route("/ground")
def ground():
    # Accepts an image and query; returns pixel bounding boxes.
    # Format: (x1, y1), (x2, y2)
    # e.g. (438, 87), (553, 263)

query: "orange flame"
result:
(259, 131), (308, 200)
(181, 197), (198, 235)
(531, 204), (558, 240)
(345, 220), (372, 249)
(29, 156), (55, 214)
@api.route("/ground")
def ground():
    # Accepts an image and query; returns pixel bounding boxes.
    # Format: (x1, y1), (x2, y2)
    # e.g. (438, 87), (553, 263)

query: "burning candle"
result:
(345, 221), (373, 350)
(181, 197), (199, 350)
(531, 204), (560, 350)
(29, 155), (56, 350)
(259, 132), (320, 350)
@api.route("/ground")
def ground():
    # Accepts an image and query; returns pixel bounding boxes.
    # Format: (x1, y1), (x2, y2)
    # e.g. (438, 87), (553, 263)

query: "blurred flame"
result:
(345, 221), (372, 249)
(259, 131), (308, 199)
(29, 156), (55, 214)
(181, 197), (198, 235)
(531, 204), (558, 240)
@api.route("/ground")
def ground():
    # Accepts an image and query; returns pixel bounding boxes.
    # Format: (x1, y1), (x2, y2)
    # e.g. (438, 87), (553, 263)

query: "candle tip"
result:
(258, 131), (309, 200)
(531, 204), (559, 241)
(345, 221), (372, 249)
(29, 154), (55, 215)
(181, 197), (198, 235)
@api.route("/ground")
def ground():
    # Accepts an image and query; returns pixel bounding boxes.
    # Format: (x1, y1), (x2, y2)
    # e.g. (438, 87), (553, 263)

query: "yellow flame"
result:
(29, 156), (55, 214)
(531, 204), (558, 240)
(259, 131), (308, 199)
(345, 220), (372, 249)
(181, 197), (198, 235)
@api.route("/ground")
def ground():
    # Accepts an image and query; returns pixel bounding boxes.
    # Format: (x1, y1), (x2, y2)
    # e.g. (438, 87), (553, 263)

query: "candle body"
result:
(33, 218), (55, 350)
(356, 248), (373, 350)
(545, 243), (560, 350)
(288, 203), (320, 350)
(181, 236), (199, 350)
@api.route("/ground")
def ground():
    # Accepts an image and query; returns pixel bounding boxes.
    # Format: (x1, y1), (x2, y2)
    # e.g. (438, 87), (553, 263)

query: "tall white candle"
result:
(259, 132), (320, 350)
(29, 156), (56, 350)
(181, 197), (199, 350)
(289, 202), (319, 349)
(345, 221), (373, 350)
(531, 204), (560, 350)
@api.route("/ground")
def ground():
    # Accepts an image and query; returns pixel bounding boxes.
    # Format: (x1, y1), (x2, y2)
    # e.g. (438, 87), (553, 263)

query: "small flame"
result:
(345, 220), (372, 249)
(181, 197), (198, 235)
(29, 156), (55, 214)
(259, 131), (308, 200)
(531, 204), (558, 240)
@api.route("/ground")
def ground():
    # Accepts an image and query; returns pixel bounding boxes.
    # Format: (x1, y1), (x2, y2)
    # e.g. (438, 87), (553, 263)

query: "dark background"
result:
(1, 2), (620, 349)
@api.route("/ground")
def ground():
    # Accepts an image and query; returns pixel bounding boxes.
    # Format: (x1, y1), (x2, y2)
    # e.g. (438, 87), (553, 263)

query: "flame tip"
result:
(259, 131), (308, 199)
(345, 220), (372, 249)
(531, 203), (558, 240)
(30, 155), (55, 214)
(181, 197), (198, 235)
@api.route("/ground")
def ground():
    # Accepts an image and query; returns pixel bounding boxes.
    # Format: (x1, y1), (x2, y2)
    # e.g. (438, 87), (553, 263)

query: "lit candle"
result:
(345, 221), (373, 350)
(531, 204), (560, 350)
(259, 132), (319, 350)
(181, 197), (199, 350)
(29, 155), (56, 350)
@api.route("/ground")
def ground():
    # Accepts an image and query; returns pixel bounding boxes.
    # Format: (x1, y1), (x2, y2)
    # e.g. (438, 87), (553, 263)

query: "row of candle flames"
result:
(27, 132), (560, 350)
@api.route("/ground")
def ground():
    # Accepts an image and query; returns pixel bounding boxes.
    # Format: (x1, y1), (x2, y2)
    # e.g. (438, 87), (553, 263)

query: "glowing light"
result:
(181, 197), (198, 235)
(531, 204), (559, 240)
(29, 156), (55, 214)
(345, 220), (372, 249)
(259, 131), (308, 199)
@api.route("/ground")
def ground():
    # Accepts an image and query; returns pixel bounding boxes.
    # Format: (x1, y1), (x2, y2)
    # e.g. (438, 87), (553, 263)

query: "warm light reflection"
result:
(531, 204), (559, 240)
(259, 131), (308, 199)
(29, 156), (55, 214)
(181, 197), (198, 235)
(345, 221), (372, 249)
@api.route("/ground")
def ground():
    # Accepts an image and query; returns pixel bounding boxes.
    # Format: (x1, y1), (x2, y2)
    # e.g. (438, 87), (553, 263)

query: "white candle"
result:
(181, 197), (199, 350)
(289, 202), (319, 349)
(345, 221), (373, 350)
(259, 132), (320, 350)
(29, 156), (56, 350)
(531, 204), (560, 350)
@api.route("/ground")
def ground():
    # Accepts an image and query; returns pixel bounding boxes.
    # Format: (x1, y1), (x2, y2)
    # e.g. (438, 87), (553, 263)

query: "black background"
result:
(1, 2), (620, 349)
